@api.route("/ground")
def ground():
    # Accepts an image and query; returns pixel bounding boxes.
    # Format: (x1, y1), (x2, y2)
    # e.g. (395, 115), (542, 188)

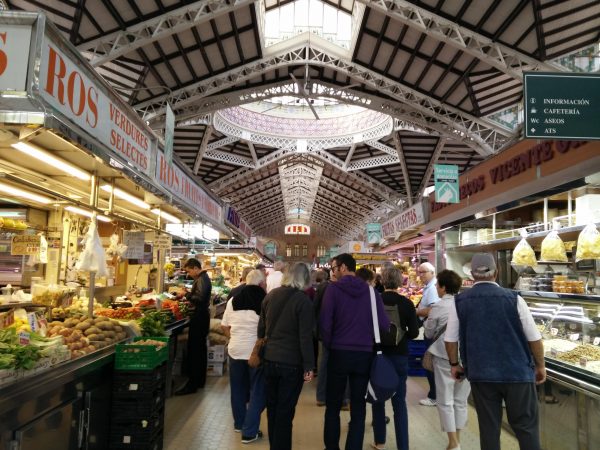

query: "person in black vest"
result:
(445, 253), (546, 450)
(176, 258), (212, 395)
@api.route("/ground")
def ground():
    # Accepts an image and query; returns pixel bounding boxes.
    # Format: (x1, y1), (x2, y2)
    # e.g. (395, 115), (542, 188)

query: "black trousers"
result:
(186, 310), (209, 389)
(470, 382), (541, 450)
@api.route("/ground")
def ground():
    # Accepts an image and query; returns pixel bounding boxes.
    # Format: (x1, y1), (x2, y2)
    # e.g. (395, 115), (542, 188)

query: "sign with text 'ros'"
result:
(524, 72), (600, 140)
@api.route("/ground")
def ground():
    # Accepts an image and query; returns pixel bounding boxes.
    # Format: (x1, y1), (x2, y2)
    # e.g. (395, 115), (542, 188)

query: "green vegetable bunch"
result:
(139, 311), (168, 337)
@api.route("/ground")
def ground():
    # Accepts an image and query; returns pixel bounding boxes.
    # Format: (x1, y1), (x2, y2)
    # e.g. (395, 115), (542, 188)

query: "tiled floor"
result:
(164, 373), (520, 450)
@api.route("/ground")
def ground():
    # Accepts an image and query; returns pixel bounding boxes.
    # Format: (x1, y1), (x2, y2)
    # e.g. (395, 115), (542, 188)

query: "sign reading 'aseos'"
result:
(39, 37), (152, 177)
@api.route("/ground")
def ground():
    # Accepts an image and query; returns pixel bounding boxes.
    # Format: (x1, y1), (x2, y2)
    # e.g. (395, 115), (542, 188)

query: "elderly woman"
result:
(254, 262), (315, 450)
(221, 269), (267, 443)
(370, 266), (420, 450)
(424, 269), (471, 450)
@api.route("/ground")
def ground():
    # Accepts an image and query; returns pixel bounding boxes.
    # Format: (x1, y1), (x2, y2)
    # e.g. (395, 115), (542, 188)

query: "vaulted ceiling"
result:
(9, 0), (600, 239)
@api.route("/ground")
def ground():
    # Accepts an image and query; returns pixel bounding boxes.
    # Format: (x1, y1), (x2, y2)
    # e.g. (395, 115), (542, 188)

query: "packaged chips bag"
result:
(540, 224), (568, 262)
(512, 229), (537, 266)
(575, 222), (600, 261)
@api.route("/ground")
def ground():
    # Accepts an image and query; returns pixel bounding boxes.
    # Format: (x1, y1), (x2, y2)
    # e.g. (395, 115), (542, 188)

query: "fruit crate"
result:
(111, 389), (165, 420)
(110, 410), (164, 447)
(115, 337), (169, 371)
(113, 363), (167, 395)
(108, 430), (163, 450)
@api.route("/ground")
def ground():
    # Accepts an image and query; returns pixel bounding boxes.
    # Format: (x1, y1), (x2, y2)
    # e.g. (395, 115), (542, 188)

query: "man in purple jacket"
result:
(320, 253), (391, 450)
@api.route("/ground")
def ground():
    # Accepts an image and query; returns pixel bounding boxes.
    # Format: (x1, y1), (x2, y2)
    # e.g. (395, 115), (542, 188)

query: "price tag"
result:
(580, 357), (588, 367)
(569, 333), (580, 341)
(551, 328), (558, 336)
(18, 331), (30, 345)
(593, 337), (600, 346)
(550, 348), (558, 357)
(27, 312), (38, 333)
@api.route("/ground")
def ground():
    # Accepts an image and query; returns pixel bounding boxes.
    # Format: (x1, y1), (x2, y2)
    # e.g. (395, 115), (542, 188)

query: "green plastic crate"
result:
(115, 337), (169, 371)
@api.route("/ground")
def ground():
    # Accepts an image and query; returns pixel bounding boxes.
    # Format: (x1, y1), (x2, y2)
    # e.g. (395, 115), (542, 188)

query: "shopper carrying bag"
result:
(366, 285), (399, 403)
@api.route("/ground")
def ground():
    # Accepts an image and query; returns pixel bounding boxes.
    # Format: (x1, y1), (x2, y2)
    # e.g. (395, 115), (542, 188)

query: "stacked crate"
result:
(109, 337), (169, 450)
(408, 340), (428, 377)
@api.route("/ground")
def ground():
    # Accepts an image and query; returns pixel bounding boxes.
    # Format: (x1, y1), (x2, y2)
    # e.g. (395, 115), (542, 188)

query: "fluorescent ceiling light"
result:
(0, 211), (26, 218)
(65, 206), (111, 222)
(0, 182), (52, 204)
(151, 208), (181, 224)
(11, 142), (91, 181)
(100, 185), (150, 210)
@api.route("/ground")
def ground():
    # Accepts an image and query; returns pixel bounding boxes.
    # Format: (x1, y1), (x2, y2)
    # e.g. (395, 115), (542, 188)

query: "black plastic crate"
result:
(408, 340), (427, 356)
(110, 410), (164, 445)
(111, 389), (165, 419)
(113, 364), (167, 395)
(108, 430), (163, 450)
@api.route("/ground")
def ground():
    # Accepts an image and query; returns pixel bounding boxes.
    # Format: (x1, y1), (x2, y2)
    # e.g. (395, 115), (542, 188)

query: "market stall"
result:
(431, 138), (600, 450)
(0, 11), (232, 450)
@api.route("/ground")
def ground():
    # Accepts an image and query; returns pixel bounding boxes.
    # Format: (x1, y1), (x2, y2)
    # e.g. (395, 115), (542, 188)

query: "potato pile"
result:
(47, 316), (127, 359)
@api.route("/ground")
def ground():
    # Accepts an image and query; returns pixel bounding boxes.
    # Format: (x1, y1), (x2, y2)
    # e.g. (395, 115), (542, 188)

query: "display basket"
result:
(110, 410), (164, 447)
(113, 363), (167, 395)
(115, 337), (169, 371)
(111, 389), (165, 419)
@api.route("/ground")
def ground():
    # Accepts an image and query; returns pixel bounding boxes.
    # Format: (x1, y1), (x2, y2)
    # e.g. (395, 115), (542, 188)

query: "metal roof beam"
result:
(135, 41), (510, 154)
(346, 154), (400, 171)
(392, 131), (412, 206)
(207, 135), (240, 151)
(78, 0), (257, 67)
(356, 0), (567, 80)
(417, 138), (446, 199)
(364, 139), (397, 156)
(203, 149), (255, 168)
(193, 125), (213, 174)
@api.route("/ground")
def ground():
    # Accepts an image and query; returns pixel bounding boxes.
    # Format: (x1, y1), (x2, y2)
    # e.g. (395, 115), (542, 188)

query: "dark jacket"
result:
(186, 270), (212, 313)
(380, 291), (420, 356)
(257, 286), (315, 372)
(319, 275), (390, 352)
(232, 284), (265, 316)
(455, 283), (534, 383)
(227, 283), (246, 301)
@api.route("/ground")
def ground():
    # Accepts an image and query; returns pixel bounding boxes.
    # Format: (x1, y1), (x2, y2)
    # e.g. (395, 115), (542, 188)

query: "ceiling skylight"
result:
(264, 0), (352, 50)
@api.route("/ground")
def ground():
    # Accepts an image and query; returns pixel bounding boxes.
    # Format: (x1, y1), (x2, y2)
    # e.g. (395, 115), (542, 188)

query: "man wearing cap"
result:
(444, 253), (546, 450)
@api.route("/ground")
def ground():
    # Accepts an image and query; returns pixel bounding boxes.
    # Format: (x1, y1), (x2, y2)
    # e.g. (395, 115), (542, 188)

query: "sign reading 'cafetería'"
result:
(285, 224), (310, 235)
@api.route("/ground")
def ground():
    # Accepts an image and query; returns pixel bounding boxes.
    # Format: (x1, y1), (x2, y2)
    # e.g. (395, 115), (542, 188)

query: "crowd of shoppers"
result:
(179, 252), (545, 450)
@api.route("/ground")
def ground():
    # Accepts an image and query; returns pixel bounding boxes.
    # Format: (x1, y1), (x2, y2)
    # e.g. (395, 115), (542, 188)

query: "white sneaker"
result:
(419, 397), (437, 406)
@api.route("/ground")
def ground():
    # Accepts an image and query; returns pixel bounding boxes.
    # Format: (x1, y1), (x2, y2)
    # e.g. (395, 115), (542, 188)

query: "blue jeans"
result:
(324, 349), (373, 450)
(264, 360), (305, 450)
(228, 356), (266, 436)
(371, 354), (409, 450)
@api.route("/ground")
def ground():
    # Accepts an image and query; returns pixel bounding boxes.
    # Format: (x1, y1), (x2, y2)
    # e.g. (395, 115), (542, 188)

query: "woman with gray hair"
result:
(253, 262), (315, 450)
(370, 265), (420, 450)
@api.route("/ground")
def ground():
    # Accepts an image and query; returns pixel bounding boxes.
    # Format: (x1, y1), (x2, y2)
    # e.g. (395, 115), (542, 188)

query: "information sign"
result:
(366, 223), (382, 244)
(154, 234), (172, 250)
(11, 235), (41, 255)
(164, 103), (175, 166)
(434, 164), (459, 203)
(524, 72), (600, 140)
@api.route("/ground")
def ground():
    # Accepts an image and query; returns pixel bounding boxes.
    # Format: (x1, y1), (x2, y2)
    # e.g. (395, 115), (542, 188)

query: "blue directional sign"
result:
(434, 164), (459, 204)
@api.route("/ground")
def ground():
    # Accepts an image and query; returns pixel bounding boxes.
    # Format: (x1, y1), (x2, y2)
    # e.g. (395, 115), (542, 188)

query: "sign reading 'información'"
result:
(524, 72), (600, 140)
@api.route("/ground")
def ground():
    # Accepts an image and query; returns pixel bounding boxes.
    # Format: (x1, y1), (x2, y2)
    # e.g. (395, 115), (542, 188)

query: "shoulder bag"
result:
(248, 290), (297, 368)
(421, 324), (447, 372)
(366, 286), (400, 403)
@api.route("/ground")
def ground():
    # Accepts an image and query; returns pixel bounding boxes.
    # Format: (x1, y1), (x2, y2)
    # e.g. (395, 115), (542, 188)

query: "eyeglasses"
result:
(331, 265), (339, 271)
(418, 270), (431, 274)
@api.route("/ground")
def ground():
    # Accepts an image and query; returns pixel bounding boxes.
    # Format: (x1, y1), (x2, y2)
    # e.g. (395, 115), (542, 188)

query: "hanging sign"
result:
(155, 151), (222, 223)
(381, 202), (426, 239)
(153, 234), (172, 250)
(366, 223), (382, 244)
(122, 231), (145, 260)
(0, 25), (33, 91)
(524, 72), (600, 140)
(11, 235), (41, 255)
(285, 224), (310, 235)
(39, 37), (153, 177)
(434, 164), (459, 203)
(225, 206), (252, 240)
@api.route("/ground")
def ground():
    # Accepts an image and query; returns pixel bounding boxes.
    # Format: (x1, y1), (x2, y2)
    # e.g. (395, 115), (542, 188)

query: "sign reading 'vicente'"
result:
(155, 152), (222, 224)
(39, 38), (152, 177)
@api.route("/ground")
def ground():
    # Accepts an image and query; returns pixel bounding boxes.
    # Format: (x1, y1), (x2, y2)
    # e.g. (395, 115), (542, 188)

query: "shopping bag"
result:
(366, 352), (399, 403)
(422, 350), (434, 372)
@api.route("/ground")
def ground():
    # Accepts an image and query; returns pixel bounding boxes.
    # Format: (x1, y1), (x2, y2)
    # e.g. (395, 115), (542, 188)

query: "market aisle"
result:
(164, 373), (520, 450)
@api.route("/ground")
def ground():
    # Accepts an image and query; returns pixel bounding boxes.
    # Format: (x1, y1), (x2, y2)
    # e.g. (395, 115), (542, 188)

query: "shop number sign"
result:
(11, 235), (41, 255)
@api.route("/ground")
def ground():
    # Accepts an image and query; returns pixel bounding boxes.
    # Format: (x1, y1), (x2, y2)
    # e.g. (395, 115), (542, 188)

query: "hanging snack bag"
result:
(512, 229), (537, 266)
(540, 224), (568, 262)
(575, 222), (600, 261)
